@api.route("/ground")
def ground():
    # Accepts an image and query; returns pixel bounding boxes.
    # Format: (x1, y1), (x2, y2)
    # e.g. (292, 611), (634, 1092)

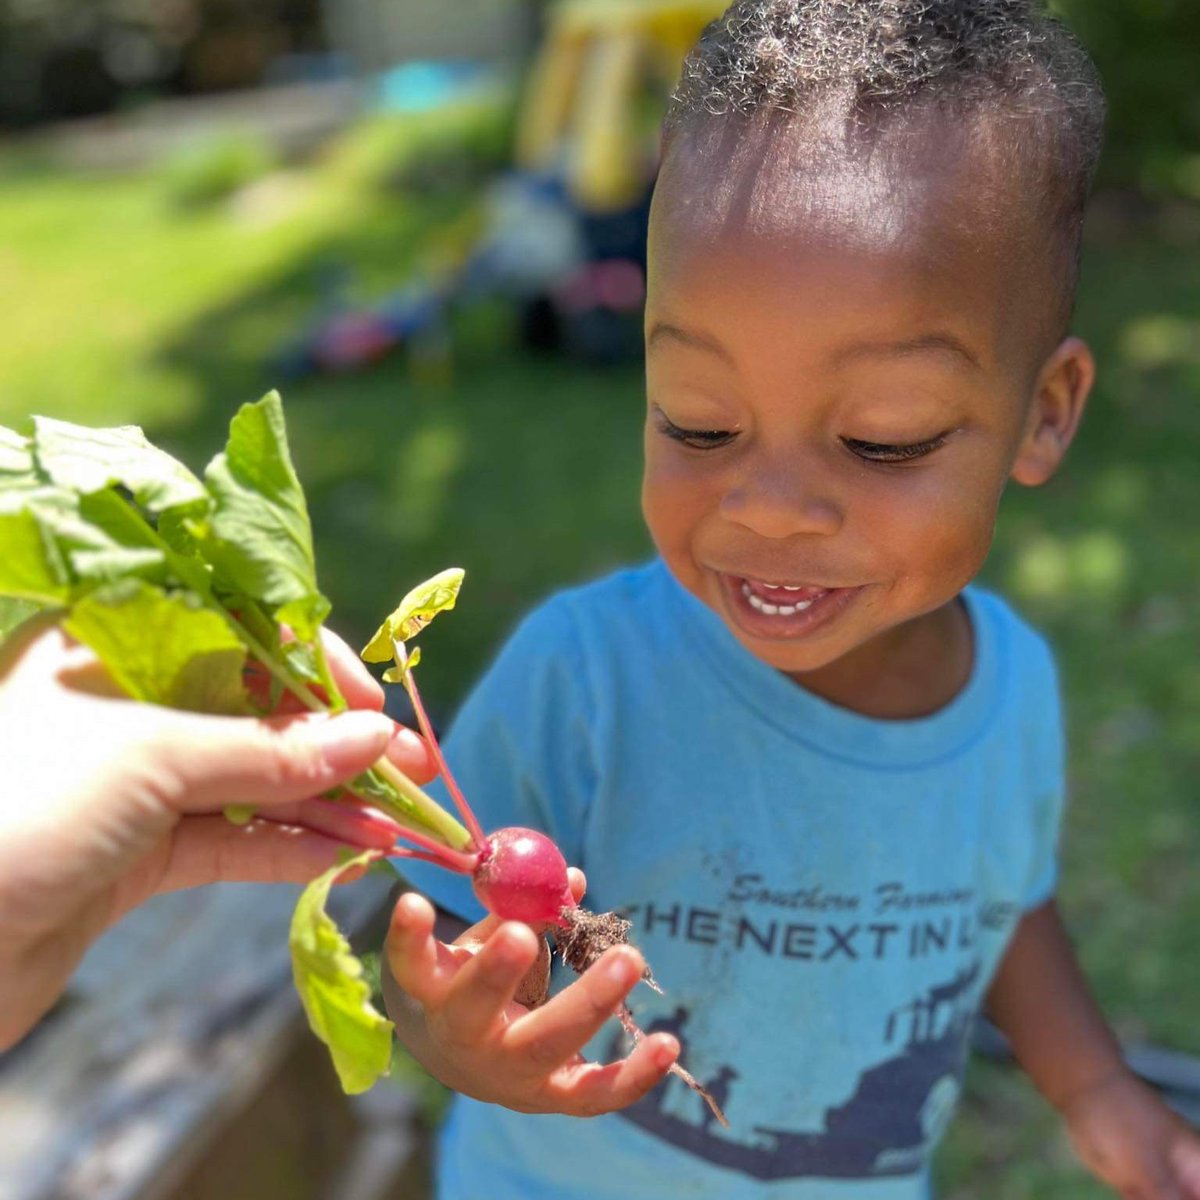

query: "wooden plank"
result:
(0, 876), (397, 1200)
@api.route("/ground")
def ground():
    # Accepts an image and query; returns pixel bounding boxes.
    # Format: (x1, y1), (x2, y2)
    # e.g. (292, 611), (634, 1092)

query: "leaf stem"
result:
(225, 610), (326, 713)
(222, 614), (473, 855)
(360, 756), (473, 853)
(393, 638), (487, 852)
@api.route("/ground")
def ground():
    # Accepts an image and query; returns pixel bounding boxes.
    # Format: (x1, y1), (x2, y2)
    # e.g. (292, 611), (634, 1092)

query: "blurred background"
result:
(0, 1), (1197, 1197)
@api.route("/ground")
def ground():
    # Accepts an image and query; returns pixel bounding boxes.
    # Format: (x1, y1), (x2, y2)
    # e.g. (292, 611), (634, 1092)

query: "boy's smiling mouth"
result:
(717, 573), (865, 641)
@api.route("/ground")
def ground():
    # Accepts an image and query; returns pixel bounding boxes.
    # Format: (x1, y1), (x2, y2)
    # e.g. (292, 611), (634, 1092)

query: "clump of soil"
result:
(553, 906), (662, 993)
(548, 905), (729, 1128)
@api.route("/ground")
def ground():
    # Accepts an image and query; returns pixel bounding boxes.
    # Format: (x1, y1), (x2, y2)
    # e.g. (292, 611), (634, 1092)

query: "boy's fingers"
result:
(550, 1033), (678, 1117)
(436, 922), (541, 1046)
(1170, 1133), (1200, 1198)
(387, 892), (456, 1008)
(501, 946), (644, 1072)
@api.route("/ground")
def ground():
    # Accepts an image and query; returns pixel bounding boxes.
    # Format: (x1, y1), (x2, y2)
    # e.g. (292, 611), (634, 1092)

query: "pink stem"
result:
(391, 822), (482, 875)
(392, 845), (474, 870)
(401, 656), (488, 851)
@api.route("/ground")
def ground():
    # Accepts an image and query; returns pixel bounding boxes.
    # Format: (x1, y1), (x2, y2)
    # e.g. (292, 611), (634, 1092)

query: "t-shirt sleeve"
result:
(1021, 639), (1067, 911)
(390, 595), (597, 923)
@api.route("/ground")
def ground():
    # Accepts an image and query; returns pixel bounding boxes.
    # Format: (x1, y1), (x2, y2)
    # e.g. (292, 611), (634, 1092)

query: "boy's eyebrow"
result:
(646, 322), (735, 366)
(829, 332), (983, 372)
(648, 321), (982, 372)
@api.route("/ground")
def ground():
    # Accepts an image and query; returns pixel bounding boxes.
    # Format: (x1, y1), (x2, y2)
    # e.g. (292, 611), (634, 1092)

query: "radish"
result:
(471, 827), (576, 924)
(359, 571), (728, 1126)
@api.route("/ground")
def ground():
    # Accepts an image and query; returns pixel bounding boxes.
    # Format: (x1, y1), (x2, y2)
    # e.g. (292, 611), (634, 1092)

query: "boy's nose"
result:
(718, 466), (843, 540)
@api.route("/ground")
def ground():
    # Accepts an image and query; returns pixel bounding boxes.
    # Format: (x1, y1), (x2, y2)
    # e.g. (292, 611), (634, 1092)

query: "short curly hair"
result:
(661, 0), (1106, 331)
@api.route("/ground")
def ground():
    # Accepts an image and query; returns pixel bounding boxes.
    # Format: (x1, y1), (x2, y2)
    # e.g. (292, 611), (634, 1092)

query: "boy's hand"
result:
(385, 871), (679, 1117)
(1064, 1068), (1200, 1198)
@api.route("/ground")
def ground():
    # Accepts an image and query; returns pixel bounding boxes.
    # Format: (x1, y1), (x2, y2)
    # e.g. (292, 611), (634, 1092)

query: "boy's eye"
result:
(843, 434), (949, 463)
(654, 413), (737, 450)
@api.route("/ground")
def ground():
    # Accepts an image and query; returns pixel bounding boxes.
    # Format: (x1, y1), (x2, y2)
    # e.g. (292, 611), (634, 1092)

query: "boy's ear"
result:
(1010, 336), (1095, 487)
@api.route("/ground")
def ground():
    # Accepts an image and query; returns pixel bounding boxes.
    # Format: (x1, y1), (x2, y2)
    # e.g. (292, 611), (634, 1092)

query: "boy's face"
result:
(641, 118), (1093, 685)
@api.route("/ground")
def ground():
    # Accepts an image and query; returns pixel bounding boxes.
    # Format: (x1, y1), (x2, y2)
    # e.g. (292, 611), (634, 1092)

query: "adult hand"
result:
(0, 619), (437, 1050)
(383, 872), (680, 1117)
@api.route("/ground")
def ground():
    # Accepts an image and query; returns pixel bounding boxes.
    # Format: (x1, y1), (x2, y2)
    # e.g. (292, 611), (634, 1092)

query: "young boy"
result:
(382, 2), (1200, 1195)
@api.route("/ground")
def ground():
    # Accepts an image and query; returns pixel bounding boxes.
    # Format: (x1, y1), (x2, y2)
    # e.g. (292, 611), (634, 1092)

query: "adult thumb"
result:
(140, 708), (398, 815)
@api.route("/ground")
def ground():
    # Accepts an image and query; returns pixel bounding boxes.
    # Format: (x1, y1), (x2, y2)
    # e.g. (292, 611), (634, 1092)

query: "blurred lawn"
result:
(1, 105), (1198, 1196)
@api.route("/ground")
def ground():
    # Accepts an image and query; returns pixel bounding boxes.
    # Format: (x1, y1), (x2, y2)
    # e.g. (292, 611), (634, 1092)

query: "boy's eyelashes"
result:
(842, 435), (950, 463)
(654, 413), (737, 449)
(652, 412), (950, 463)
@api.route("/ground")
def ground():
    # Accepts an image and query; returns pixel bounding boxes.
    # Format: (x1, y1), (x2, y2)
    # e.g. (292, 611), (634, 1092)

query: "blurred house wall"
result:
(321, 0), (531, 69)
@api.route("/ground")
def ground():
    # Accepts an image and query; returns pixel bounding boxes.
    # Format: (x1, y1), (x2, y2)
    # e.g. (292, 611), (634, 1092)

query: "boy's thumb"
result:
(143, 709), (397, 815)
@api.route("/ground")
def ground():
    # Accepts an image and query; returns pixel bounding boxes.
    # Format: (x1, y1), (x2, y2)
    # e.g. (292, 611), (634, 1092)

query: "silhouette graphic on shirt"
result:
(613, 959), (981, 1179)
(700, 1066), (739, 1134)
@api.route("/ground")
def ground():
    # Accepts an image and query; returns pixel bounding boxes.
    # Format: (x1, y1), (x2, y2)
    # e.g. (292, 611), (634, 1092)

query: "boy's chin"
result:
(726, 626), (855, 678)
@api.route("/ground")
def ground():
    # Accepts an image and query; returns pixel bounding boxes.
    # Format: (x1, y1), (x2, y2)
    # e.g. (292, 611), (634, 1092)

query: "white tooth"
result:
(783, 585), (804, 592)
(777, 605), (797, 616)
(761, 602), (779, 615)
(742, 582), (752, 598)
(794, 599), (813, 611)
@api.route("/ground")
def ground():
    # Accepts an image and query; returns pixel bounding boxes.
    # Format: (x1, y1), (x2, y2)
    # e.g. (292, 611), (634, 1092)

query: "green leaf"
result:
(0, 508), (71, 604)
(78, 489), (214, 597)
(361, 568), (465, 663)
(290, 851), (394, 1094)
(202, 393), (330, 640)
(0, 597), (44, 642)
(32, 416), (208, 512)
(64, 580), (250, 714)
(0, 425), (35, 479)
(3, 486), (166, 595)
(381, 644), (420, 684)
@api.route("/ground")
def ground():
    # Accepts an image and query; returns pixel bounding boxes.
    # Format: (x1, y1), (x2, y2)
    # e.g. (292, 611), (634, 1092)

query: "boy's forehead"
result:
(653, 114), (1029, 274)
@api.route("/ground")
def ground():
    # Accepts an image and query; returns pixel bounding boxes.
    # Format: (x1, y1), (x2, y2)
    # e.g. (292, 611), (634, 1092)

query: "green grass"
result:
(2, 115), (1198, 1195)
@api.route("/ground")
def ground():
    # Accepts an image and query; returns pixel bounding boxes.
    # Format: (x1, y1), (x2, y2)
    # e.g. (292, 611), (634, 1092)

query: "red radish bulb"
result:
(472, 827), (575, 924)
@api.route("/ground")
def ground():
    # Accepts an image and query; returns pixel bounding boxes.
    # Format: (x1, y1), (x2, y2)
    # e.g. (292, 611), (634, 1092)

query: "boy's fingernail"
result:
(603, 950), (639, 989)
(307, 712), (395, 771)
(655, 1036), (679, 1067)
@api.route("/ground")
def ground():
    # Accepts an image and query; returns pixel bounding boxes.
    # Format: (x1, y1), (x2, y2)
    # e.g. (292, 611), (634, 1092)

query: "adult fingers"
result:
(2, 621), (123, 698)
(318, 626), (385, 711)
(501, 945), (644, 1071)
(545, 1032), (679, 1117)
(383, 725), (439, 785)
(436, 921), (542, 1046)
(142, 708), (396, 815)
(0, 612), (61, 675)
(269, 796), (405, 850)
(155, 815), (374, 894)
(386, 891), (461, 1009)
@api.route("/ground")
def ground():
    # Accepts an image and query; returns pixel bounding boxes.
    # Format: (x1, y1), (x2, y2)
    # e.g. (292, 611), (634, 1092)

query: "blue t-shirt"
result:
(397, 559), (1064, 1200)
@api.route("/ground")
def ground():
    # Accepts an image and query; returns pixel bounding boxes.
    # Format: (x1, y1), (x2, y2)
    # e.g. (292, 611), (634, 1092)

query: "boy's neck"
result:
(784, 596), (974, 720)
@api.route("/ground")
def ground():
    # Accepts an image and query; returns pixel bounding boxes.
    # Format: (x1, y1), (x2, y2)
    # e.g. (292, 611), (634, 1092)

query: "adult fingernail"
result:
(307, 712), (395, 772)
(389, 725), (428, 760)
